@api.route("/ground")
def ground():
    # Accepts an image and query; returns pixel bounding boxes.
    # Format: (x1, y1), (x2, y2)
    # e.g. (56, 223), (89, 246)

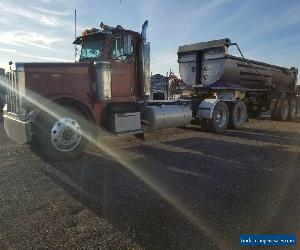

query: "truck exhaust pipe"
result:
(140, 20), (151, 98)
(141, 20), (148, 41)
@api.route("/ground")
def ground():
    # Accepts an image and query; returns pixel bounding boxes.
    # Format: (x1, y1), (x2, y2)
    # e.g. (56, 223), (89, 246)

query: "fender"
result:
(29, 94), (96, 123)
(197, 99), (221, 120)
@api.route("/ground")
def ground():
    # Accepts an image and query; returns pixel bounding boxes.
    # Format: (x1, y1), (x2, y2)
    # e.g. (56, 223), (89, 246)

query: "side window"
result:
(112, 35), (134, 62)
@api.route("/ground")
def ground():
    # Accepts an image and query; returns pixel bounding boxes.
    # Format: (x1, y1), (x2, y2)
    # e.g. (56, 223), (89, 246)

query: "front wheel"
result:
(32, 106), (89, 161)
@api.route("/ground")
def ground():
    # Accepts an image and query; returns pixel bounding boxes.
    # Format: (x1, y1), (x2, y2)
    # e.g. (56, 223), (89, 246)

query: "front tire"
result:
(32, 106), (89, 161)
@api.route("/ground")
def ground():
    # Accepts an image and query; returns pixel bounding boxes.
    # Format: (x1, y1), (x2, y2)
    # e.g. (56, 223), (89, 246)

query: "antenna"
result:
(74, 9), (77, 61)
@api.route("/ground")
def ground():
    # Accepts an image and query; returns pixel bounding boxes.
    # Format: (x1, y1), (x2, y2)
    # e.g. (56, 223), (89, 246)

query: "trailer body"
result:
(178, 39), (297, 92)
(178, 38), (298, 122)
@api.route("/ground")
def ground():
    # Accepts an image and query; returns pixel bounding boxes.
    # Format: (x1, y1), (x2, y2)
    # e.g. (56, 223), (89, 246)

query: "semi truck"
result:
(2, 21), (299, 160)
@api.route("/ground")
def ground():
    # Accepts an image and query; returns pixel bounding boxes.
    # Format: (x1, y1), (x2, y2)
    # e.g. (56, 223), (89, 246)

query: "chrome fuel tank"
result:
(143, 104), (192, 130)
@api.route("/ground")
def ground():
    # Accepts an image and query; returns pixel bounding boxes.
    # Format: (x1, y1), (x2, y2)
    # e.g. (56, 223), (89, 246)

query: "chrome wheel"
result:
(51, 117), (82, 152)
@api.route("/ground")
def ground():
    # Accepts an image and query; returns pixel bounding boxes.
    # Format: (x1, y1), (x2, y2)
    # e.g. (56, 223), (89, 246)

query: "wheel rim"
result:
(215, 107), (227, 128)
(51, 117), (82, 152)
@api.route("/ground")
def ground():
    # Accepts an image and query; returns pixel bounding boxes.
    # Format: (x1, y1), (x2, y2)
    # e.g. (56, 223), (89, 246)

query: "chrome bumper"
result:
(3, 112), (32, 144)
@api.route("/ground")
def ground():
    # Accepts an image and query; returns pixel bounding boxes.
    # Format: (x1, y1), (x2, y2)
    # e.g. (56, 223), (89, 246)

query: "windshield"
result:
(80, 38), (105, 61)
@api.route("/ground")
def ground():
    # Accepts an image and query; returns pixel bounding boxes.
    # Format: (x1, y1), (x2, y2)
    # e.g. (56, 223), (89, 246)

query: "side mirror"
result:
(123, 35), (132, 55)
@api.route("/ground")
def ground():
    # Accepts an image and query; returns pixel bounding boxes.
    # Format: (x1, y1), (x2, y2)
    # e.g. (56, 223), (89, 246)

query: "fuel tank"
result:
(143, 103), (192, 130)
(178, 38), (298, 92)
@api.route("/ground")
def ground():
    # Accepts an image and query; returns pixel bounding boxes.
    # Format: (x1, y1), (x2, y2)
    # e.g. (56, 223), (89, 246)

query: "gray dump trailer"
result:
(144, 38), (298, 134)
(176, 38), (298, 131)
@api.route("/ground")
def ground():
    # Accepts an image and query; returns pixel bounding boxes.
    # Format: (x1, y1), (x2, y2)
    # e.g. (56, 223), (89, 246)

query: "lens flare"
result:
(0, 75), (231, 249)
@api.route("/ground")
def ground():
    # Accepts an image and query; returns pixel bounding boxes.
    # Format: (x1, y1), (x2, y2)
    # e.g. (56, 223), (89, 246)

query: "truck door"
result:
(110, 35), (135, 100)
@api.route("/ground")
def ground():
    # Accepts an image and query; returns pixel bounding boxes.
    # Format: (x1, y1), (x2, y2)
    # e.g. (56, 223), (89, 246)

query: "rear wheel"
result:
(32, 106), (89, 160)
(270, 99), (278, 120)
(288, 98), (297, 120)
(201, 101), (229, 133)
(276, 99), (289, 121)
(228, 101), (247, 129)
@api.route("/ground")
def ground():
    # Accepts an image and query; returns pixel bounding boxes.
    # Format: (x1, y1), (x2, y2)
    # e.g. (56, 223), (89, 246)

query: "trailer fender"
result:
(197, 99), (221, 119)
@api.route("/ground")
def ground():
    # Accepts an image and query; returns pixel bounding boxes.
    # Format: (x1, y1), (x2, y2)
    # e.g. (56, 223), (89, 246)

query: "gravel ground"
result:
(0, 117), (299, 249)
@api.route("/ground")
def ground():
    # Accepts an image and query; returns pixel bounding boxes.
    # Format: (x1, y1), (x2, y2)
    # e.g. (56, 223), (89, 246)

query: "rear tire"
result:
(32, 106), (89, 161)
(201, 101), (229, 133)
(276, 99), (289, 121)
(288, 98), (297, 120)
(228, 101), (247, 130)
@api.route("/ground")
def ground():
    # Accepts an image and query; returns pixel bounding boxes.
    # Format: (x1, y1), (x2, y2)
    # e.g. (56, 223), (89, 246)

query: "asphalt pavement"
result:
(0, 117), (299, 249)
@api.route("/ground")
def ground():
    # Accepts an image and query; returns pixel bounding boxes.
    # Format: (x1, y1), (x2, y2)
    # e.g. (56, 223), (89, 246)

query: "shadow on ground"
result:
(41, 133), (299, 249)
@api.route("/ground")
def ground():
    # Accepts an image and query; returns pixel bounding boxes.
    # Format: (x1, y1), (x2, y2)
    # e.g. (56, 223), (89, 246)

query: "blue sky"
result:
(0, 0), (300, 82)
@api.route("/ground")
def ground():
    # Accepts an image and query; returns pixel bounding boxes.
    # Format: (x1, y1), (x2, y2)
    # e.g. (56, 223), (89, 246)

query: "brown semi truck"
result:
(2, 21), (299, 160)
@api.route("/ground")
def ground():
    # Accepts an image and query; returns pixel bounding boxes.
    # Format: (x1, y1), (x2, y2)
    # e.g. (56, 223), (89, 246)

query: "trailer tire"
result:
(32, 106), (89, 161)
(276, 99), (289, 121)
(288, 98), (297, 120)
(270, 99), (278, 120)
(201, 101), (229, 133)
(228, 101), (247, 130)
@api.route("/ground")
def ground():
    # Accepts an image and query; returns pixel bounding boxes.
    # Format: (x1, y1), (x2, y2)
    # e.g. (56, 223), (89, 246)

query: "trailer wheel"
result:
(277, 99), (289, 121)
(288, 98), (297, 120)
(228, 101), (247, 129)
(270, 99), (278, 120)
(201, 101), (229, 133)
(32, 106), (89, 161)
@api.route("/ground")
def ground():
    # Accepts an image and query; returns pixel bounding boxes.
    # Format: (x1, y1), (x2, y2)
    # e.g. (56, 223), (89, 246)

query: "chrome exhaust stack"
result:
(140, 20), (151, 98)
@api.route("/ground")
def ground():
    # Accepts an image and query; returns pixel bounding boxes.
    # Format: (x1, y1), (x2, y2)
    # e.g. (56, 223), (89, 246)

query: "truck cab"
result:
(3, 21), (151, 160)
(74, 25), (147, 102)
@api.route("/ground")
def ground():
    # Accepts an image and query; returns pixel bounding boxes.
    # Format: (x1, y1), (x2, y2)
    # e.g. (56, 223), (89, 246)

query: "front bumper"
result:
(3, 112), (32, 144)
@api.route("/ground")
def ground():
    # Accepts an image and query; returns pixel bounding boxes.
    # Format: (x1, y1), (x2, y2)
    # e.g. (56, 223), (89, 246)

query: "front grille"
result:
(6, 71), (20, 114)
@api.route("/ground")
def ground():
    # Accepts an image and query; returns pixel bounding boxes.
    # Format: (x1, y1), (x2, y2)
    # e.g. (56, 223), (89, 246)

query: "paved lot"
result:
(0, 117), (299, 249)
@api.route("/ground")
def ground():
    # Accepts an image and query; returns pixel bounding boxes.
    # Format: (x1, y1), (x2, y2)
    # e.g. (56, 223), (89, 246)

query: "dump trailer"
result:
(177, 38), (298, 126)
(2, 22), (298, 160)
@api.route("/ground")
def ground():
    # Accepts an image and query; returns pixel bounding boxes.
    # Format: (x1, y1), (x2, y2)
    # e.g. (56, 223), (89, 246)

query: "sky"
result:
(0, 0), (300, 83)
